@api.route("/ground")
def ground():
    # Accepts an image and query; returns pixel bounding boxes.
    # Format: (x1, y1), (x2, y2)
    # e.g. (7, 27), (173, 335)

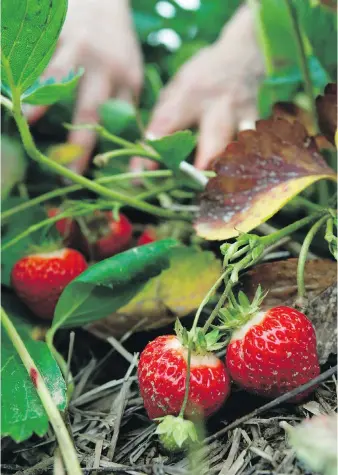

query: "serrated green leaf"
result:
(88, 247), (222, 336)
(1, 0), (67, 93)
(51, 239), (178, 332)
(146, 131), (196, 171)
(1, 135), (27, 199)
(21, 69), (83, 105)
(1, 293), (66, 442)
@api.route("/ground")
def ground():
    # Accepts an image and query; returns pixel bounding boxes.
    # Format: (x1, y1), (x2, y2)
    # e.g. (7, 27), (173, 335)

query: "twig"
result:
(1, 308), (82, 475)
(205, 365), (337, 443)
(107, 355), (138, 460)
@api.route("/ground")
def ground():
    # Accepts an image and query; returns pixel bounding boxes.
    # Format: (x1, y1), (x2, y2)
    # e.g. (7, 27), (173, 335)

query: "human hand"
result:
(131, 5), (264, 172)
(24, 0), (143, 175)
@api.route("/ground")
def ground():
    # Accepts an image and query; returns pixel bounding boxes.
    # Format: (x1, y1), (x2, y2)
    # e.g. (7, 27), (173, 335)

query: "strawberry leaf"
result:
(50, 239), (178, 333)
(1, 293), (66, 442)
(195, 117), (336, 240)
(20, 69), (84, 106)
(1, 0), (67, 94)
(146, 131), (196, 171)
(87, 247), (221, 337)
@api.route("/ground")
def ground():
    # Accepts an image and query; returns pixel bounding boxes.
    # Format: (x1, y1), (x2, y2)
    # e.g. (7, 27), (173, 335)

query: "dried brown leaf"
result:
(316, 83), (337, 145)
(195, 118), (336, 240)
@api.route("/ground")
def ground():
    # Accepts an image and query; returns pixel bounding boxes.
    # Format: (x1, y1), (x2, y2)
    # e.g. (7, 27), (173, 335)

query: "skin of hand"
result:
(23, 0), (143, 175)
(131, 4), (265, 172)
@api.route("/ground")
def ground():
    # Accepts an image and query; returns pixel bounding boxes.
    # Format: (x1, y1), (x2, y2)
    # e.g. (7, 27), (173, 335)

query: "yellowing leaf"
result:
(87, 247), (221, 337)
(47, 143), (84, 165)
(195, 117), (336, 240)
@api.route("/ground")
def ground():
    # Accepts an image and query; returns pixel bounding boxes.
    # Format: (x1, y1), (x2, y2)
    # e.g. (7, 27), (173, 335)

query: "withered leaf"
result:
(195, 117), (336, 240)
(316, 83), (337, 145)
(87, 247), (221, 338)
(241, 258), (337, 364)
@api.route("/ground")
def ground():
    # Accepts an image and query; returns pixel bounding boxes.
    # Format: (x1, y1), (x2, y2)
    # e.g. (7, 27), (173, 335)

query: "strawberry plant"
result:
(1, 0), (337, 473)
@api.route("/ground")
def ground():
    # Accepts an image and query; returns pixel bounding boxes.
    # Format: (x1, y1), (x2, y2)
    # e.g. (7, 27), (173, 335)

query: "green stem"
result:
(293, 195), (323, 212)
(2, 208), (89, 252)
(0, 308), (82, 475)
(10, 103), (189, 220)
(94, 148), (157, 168)
(297, 214), (330, 300)
(0, 94), (13, 112)
(203, 211), (329, 333)
(179, 342), (192, 418)
(260, 211), (327, 248)
(191, 269), (230, 334)
(1, 170), (176, 221)
(284, 0), (319, 133)
(202, 254), (253, 333)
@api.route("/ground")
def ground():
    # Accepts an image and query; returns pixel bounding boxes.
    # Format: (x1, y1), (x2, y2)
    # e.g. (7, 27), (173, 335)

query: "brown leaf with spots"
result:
(195, 118), (336, 240)
(316, 83), (337, 145)
(241, 258), (337, 363)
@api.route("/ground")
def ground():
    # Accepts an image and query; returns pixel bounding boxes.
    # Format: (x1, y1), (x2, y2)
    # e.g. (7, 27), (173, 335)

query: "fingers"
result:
(146, 84), (198, 139)
(130, 80), (198, 174)
(22, 104), (48, 124)
(194, 98), (235, 170)
(67, 69), (113, 174)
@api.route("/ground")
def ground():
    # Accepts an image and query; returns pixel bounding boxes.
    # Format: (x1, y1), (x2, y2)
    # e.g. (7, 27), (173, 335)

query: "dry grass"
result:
(2, 325), (337, 475)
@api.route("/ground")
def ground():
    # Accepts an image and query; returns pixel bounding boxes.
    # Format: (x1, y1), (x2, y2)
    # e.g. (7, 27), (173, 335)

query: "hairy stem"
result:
(1, 308), (82, 475)
(191, 269), (231, 334)
(10, 102), (190, 220)
(179, 343), (192, 418)
(1, 170), (176, 220)
(297, 214), (330, 301)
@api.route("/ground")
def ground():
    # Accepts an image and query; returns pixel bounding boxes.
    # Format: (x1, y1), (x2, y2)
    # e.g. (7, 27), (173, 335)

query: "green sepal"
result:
(155, 415), (199, 453)
(218, 285), (267, 331)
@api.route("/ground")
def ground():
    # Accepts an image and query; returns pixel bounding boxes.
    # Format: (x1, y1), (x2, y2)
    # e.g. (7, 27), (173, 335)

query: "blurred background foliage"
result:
(2, 0), (337, 193)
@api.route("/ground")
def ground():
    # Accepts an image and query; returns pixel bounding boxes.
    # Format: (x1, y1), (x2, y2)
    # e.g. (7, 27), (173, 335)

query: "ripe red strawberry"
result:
(137, 227), (157, 246)
(138, 333), (231, 420)
(223, 289), (320, 400)
(11, 248), (88, 320)
(47, 207), (80, 248)
(86, 211), (133, 260)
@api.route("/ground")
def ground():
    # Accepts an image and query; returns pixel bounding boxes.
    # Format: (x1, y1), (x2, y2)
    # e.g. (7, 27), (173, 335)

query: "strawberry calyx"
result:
(218, 285), (267, 332)
(155, 415), (199, 453)
(27, 240), (64, 256)
(175, 319), (226, 354)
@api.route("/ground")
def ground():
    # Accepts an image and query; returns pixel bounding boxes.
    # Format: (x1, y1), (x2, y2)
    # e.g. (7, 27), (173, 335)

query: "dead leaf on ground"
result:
(87, 247), (221, 337)
(241, 258), (337, 364)
(195, 118), (336, 240)
(316, 83), (337, 145)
